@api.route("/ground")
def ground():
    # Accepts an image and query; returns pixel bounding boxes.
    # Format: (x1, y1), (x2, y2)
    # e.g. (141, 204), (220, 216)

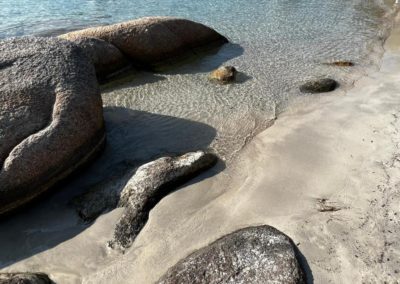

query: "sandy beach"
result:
(81, 10), (400, 283)
(1, 5), (400, 284)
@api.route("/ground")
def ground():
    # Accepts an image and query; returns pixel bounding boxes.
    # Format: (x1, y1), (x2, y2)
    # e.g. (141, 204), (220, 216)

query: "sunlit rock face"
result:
(60, 17), (228, 68)
(0, 272), (53, 284)
(0, 37), (105, 216)
(157, 225), (306, 284)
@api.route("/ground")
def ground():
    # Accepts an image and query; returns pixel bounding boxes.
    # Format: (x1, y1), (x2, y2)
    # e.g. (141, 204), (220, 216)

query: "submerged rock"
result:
(0, 37), (105, 216)
(67, 37), (129, 80)
(73, 151), (218, 250)
(323, 61), (354, 67)
(300, 78), (338, 93)
(209, 66), (237, 84)
(157, 225), (306, 284)
(0, 272), (53, 283)
(60, 17), (228, 68)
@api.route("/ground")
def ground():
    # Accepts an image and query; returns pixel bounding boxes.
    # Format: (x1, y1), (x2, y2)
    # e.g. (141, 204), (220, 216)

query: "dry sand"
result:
(1, 9), (400, 284)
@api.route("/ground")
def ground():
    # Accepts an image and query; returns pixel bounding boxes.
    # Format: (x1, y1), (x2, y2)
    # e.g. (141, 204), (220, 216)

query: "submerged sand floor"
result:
(1, 11), (400, 284)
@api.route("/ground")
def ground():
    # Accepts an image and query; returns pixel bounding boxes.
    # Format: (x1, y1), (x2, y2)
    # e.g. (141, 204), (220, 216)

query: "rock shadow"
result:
(295, 246), (314, 284)
(0, 108), (220, 269)
(162, 43), (244, 75)
(235, 71), (252, 84)
(100, 71), (167, 92)
(99, 42), (245, 91)
(100, 107), (219, 168)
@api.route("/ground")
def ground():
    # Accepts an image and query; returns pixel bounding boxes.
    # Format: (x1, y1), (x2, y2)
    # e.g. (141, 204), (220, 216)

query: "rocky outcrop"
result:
(157, 226), (306, 284)
(0, 272), (53, 283)
(60, 17), (228, 68)
(0, 37), (105, 216)
(209, 66), (237, 84)
(300, 78), (338, 93)
(73, 151), (217, 250)
(68, 37), (129, 79)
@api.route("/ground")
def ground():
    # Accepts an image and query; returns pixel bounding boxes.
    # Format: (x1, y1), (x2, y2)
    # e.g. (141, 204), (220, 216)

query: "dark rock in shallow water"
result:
(0, 272), (53, 283)
(209, 66), (237, 84)
(157, 225), (306, 284)
(323, 61), (354, 67)
(300, 78), (338, 94)
(73, 151), (217, 250)
(0, 37), (105, 216)
(67, 37), (130, 80)
(60, 17), (228, 68)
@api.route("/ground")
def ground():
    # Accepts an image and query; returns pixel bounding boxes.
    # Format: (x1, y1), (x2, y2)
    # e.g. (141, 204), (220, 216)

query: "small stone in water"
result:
(209, 66), (237, 84)
(323, 61), (354, 67)
(300, 78), (338, 93)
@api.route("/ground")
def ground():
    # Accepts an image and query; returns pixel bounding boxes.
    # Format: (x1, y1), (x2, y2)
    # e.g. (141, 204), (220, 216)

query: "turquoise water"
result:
(0, 0), (393, 41)
(0, 0), (395, 161)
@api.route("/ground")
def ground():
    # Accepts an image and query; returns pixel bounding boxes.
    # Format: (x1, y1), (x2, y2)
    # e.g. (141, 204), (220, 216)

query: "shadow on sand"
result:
(100, 42), (246, 92)
(295, 246), (314, 284)
(0, 108), (221, 269)
(161, 43), (245, 75)
(0, 41), (243, 270)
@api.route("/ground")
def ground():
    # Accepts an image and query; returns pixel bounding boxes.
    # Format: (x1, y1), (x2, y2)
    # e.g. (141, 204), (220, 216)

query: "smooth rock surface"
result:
(0, 272), (53, 283)
(67, 37), (129, 79)
(209, 66), (237, 84)
(299, 78), (338, 93)
(157, 225), (306, 284)
(73, 151), (217, 250)
(60, 17), (228, 67)
(0, 37), (105, 216)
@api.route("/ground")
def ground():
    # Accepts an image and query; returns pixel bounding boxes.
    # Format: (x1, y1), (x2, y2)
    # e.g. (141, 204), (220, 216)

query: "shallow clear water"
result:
(0, 0), (395, 162)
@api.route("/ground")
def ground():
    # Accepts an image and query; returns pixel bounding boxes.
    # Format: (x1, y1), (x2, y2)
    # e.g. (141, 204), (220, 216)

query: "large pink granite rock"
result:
(60, 17), (228, 68)
(0, 37), (105, 216)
